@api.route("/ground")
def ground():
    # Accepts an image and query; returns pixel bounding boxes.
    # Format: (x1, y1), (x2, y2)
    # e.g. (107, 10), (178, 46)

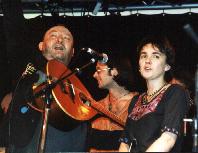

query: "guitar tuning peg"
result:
(22, 63), (37, 78)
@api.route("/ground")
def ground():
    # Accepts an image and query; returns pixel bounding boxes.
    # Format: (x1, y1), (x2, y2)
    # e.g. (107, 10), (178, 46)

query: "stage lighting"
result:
(93, 0), (103, 15)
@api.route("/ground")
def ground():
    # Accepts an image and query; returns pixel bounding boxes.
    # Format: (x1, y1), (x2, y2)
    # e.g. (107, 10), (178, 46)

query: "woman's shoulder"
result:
(164, 84), (190, 104)
(166, 83), (186, 93)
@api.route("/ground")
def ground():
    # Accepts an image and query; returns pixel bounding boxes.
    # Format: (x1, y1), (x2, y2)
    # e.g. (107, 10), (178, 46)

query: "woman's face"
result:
(139, 43), (170, 81)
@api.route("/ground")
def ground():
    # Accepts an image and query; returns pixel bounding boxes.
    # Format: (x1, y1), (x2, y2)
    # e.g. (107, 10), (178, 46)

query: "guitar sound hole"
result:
(79, 93), (91, 107)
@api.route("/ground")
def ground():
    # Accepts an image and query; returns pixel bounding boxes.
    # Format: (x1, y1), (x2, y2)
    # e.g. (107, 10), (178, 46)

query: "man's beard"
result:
(53, 54), (69, 65)
(44, 48), (69, 64)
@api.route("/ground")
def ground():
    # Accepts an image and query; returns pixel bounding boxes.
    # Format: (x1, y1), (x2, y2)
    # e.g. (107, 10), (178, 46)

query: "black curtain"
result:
(0, 0), (197, 107)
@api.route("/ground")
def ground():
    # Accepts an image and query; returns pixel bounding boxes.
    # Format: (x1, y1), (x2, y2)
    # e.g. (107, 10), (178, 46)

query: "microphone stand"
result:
(36, 58), (95, 153)
(37, 83), (52, 153)
(192, 64), (198, 152)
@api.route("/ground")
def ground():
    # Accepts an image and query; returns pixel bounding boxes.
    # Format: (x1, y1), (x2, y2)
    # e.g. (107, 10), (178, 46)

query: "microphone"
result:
(81, 48), (108, 63)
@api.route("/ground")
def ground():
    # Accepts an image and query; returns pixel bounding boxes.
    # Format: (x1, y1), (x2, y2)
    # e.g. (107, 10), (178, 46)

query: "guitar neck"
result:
(91, 101), (125, 127)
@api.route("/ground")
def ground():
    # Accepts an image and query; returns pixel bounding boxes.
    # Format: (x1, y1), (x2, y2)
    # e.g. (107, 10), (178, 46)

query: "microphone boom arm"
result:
(34, 58), (95, 99)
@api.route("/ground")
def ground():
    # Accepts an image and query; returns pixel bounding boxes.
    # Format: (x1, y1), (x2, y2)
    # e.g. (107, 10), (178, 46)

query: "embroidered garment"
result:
(121, 84), (189, 152)
(128, 89), (165, 120)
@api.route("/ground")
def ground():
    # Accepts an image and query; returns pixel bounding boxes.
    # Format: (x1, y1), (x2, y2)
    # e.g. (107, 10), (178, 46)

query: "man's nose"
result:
(57, 36), (63, 43)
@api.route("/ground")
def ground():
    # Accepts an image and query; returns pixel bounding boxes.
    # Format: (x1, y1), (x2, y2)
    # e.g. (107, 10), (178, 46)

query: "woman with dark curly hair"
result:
(119, 35), (189, 152)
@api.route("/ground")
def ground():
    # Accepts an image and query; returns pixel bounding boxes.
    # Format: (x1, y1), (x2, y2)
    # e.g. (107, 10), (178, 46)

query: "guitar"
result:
(33, 60), (125, 131)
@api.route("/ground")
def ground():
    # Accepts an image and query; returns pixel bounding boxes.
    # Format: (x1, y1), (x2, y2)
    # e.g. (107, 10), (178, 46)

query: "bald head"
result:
(43, 25), (73, 42)
(39, 25), (74, 65)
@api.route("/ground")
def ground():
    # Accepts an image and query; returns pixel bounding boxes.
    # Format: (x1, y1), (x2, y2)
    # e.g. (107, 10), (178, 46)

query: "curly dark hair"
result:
(137, 35), (175, 82)
(104, 51), (135, 91)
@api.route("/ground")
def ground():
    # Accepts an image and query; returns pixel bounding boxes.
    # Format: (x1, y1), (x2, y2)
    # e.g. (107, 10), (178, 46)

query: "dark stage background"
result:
(0, 1), (197, 121)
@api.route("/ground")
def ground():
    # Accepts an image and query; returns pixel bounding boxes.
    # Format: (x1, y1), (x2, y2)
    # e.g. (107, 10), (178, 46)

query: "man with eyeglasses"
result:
(87, 51), (138, 152)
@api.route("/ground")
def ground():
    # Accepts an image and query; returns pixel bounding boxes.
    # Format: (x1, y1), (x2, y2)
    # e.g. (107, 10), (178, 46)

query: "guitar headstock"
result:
(22, 63), (37, 77)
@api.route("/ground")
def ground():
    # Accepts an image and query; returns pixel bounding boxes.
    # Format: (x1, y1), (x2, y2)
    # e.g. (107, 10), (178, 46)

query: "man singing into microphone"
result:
(0, 25), (88, 153)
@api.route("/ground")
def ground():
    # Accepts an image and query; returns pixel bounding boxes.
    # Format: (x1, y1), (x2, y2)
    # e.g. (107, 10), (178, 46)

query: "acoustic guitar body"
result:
(34, 60), (97, 131)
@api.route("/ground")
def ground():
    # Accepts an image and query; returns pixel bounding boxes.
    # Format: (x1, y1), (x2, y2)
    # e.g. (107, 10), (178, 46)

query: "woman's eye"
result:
(153, 55), (160, 59)
(140, 54), (146, 59)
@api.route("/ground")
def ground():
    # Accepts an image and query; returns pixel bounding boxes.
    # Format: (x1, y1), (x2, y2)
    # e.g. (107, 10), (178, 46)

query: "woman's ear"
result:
(165, 64), (171, 71)
(110, 68), (118, 76)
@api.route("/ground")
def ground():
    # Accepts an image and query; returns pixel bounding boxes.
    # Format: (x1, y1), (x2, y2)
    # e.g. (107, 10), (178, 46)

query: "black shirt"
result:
(121, 84), (189, 152)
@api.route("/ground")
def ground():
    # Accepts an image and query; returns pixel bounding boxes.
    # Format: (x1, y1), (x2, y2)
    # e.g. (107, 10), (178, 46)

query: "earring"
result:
(165, 64), (171, 71)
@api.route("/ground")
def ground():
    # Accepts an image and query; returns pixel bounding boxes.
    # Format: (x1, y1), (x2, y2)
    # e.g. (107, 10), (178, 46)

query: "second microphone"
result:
(81, 48), (108, 64)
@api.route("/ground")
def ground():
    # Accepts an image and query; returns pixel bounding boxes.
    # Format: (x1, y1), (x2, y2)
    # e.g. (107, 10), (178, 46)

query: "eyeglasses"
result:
(96, 68), (111, 73)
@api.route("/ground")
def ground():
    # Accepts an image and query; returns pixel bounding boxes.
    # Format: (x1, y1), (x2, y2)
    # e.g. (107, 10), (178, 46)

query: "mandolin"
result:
(33, 60), (125, 131)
